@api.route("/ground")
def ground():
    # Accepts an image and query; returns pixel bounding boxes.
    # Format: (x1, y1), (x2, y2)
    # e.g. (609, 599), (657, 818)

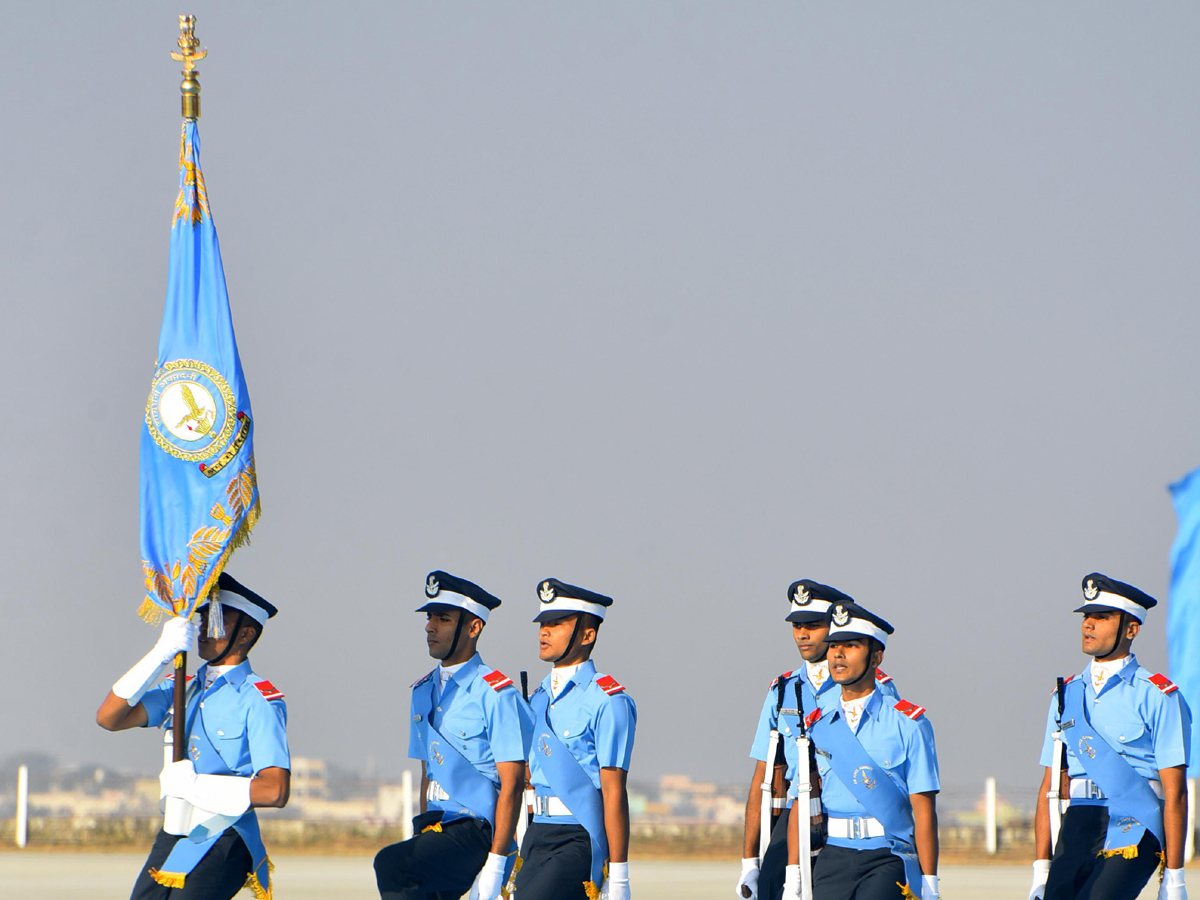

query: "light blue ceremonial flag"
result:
(138, 120), (259, 624)
(1168, 466), (1200, 768)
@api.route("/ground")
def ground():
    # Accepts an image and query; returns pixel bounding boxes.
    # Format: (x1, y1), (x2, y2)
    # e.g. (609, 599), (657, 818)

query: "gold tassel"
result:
(897, 883), (919, 900)
(421, 822), (443, 834)
(1098, 845), (1139, 859)
(242, 856), (275, 900)
(500, 854), (523, 900)
(148, 869), (186, 889)
(583, 861), (609, 900)
(1157, 851), (1166, 883)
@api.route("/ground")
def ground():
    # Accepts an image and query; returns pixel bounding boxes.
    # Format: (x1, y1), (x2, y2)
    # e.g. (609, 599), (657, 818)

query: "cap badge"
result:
(794, 585), (812, 607)
(539, 581), (556, 603)
(425, 575), (440, 598)
(1083, 580), (1099, 601)
(832, 604), (851, 627)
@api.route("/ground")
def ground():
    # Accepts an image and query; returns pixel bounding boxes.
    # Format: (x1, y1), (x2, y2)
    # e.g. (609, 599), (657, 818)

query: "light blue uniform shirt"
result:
(1038, 654), (1191, 791)
(750, 667), (900, 784)
(142, 660), (290, 776)
(528, 660), (637, 826)
(408, 653), (534, 818)
(801, 688), (940, 851)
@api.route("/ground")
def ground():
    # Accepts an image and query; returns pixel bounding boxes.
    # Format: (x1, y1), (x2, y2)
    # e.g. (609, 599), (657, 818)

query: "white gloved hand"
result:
(113, 616), (200, 704)
(1158, 868), (1187, 900)
(601, 862), (630, 900)
(159, 759), (198, 801)
(1029, 859), (1051, 900)
(736, 858), (760, 899)
(921, 874), (939, 900)
(782, 865), (802, 900)
(472, 853), (508, 900)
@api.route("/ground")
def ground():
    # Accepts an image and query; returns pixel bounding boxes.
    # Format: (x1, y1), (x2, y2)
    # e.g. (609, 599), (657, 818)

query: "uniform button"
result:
(199, 703), (204, 708)
(563, 730), (570, 737)
(783, 728), (791, 735)
(436, 706), (442, 712)
(217, 730), (224, 736)
(460, 731), (466, 737)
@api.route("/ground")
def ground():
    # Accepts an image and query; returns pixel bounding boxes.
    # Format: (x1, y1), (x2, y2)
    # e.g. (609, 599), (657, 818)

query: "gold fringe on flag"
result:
(148, 868), (186, 889)
(500, 853), (522, 900)
(1098, 845), (1139, 859)
(583, 861), (610, 900)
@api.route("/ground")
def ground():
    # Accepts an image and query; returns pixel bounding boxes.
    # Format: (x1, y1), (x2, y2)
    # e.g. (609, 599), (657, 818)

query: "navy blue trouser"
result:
(1046, 806), (1161, 900)
(513, 822), (593, 900)
(812, 844), (907, 900)
(130, 829), (251, 900)
(374, 812), (493, 900)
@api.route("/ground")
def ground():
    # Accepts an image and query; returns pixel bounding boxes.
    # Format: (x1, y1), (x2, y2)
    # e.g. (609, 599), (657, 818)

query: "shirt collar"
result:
(444, 653), (483, 686)
(199, 659), (253, 690)
(542, 659), (597, 697)
(831, 687), (882, 723)
(804, 660), (832, 692)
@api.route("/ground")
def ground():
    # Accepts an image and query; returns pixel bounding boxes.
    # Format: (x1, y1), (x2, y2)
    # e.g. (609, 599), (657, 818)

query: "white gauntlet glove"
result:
(1158, 868), (1187, 900)
(1029, 859), (1051, 900)
(736, 858), (760, 899)
(470, 853), (508, 900)
(601, 861), (630, 900)
(921, 874), (939, 900)
(782, 865), (802, 900)
(113, 616), (199, 705)
(159, 759), (251, 817)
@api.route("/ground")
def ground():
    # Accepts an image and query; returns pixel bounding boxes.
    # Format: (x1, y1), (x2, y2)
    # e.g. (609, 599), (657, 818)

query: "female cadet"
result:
(514, 578), (637, 900)
(1030, 574), (1191, 900)
(97, 572), (289, 900)
(786, 601), (940, 900)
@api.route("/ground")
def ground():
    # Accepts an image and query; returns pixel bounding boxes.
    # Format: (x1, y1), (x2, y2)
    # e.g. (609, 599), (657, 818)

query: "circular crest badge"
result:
(794, 585), (812, 607)
(832, 604), (851, 627)
(426, 575), (441, 598)
(539, 581), (556, 603)
(146, 360), (236, 462)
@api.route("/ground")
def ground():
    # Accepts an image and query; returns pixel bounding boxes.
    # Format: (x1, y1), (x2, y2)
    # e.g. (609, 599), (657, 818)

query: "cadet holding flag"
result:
(1029, 575), (1191, 900)
(374, 571), (533, 900)
(787, 601), (940, 900)
(96, 18), (282, 899)
(739, 580), (899, 900)
(515, 579), (637, 900)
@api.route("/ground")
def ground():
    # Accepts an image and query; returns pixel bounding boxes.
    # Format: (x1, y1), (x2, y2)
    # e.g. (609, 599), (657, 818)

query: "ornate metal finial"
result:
(171, 15), (207, 120)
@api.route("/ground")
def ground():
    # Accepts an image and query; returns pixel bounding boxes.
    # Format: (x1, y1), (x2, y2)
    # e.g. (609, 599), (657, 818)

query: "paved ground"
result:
(0, 854), (1189, 898)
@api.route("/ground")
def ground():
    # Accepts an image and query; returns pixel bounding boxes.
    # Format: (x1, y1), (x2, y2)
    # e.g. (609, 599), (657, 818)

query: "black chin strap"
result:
(554, 617), (585, 664)
(206, 610), (247, 667)
(445, 610), (468, 661)
(847, 655), (876, 691)
(1097, 612), (1128, 660)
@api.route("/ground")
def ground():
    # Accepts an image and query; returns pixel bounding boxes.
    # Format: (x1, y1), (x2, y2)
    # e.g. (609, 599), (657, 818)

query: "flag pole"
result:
(169, 14), (206, 763)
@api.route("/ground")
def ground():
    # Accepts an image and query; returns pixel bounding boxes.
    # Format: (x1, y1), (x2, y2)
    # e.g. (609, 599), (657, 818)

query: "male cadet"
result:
(1030, 574), (1192, 900)
(514, 578), (637, 900)
(374, 571), (533, 900)
(738, 580), (900, 900)
(96, 573), (289, 900)
(787, 601), (940, 900)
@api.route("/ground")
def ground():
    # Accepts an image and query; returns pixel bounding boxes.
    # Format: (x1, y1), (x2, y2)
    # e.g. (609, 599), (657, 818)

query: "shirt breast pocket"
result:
(212, 726), (249, 770)
(879, 744), (908, 787)
(441, 716), (488, 757)
(1103, 721), (1148, 750)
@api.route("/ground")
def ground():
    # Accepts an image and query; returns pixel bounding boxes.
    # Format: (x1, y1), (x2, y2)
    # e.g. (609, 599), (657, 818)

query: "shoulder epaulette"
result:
(1149, 673), (1179, 694)
(596, 675), (625, 696)
(483, 670), (514, 691)
(770, 670), (794, 688)
(804, 708), (822, 730)
(254, 680), (284, 701)
(893, 699), (926, 720)
(875, 668), (892, 684)
(411, 670), (435, 689)
(165, 673), (195, 683)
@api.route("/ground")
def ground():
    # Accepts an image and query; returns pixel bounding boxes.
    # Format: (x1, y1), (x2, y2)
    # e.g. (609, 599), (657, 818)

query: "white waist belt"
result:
(782, 797), (823, 816)
(826, 816), (886, 839)
(427, 780), (450, 802)
(534, 795), (574, 817)
(1068, 779), (1163, 800)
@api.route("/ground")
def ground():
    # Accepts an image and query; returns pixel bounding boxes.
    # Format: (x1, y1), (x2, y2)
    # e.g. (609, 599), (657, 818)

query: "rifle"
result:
(760, 675), (789, 863)
(793, 681), (813, 900)
(517, 671), (532, 850)
(1047, 676), (1066, 851)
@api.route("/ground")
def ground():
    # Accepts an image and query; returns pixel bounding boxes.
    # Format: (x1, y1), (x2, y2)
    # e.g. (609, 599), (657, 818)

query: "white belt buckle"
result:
(850, 816), (865, 839)
(1088, 780), (1104, 800)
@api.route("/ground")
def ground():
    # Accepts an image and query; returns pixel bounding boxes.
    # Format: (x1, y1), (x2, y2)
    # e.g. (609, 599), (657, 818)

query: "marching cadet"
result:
(96, 573), (289, 900)
(374, 571), (533, 900)
(514, 578), (637, 900)
(787, 601), (940, 900)
(738, 580), (900, 900)
(1030, 574), (1192, 900)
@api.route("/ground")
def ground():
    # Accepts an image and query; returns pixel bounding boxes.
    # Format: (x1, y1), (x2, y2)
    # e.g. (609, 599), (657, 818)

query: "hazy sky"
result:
(2, 3), (1198, 803)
